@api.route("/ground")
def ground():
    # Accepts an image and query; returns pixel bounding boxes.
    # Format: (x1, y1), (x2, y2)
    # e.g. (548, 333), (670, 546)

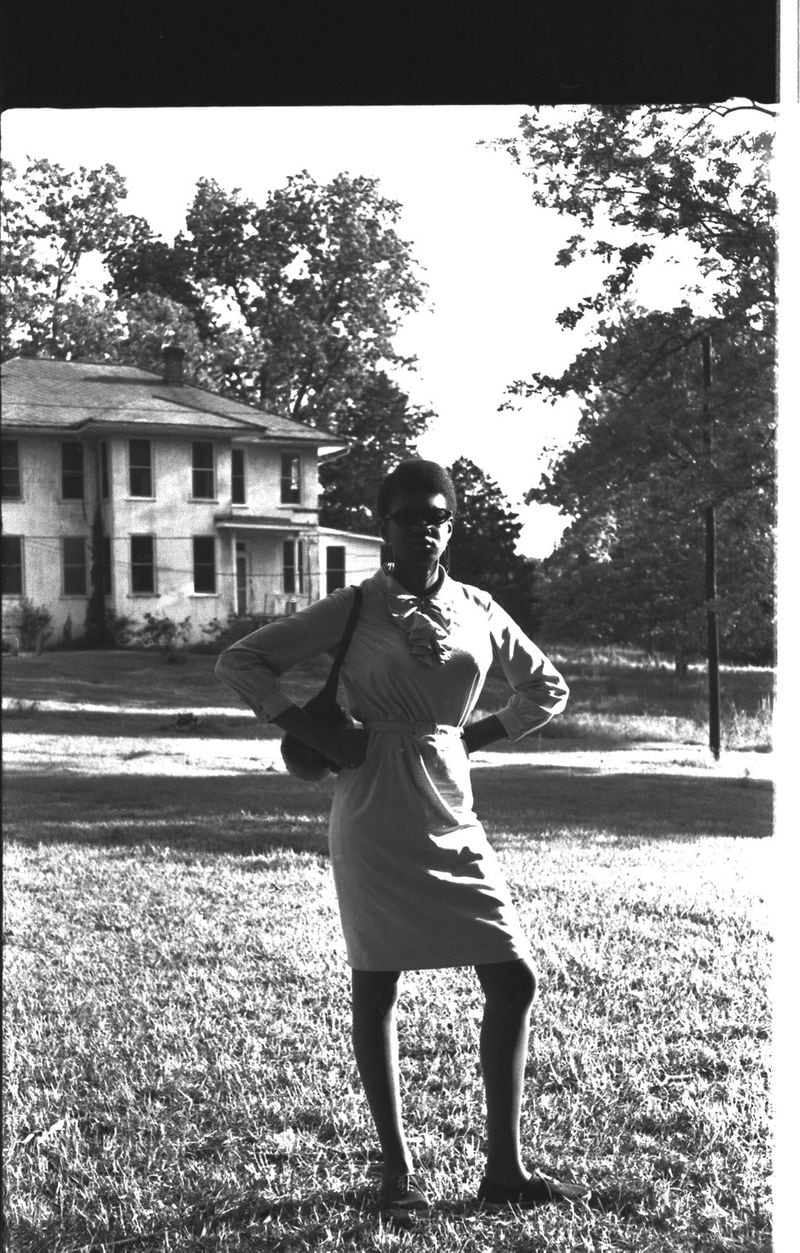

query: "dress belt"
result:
(364, 719), (463, 737)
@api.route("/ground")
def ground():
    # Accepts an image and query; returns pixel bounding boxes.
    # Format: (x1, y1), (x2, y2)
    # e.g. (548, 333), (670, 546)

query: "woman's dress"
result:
(215, 568), (568, 971)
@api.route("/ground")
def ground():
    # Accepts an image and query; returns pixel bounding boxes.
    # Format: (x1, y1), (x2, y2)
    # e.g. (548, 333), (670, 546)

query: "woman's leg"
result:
(351, 968), (413, 1182)
(474, 958), (538, 1187)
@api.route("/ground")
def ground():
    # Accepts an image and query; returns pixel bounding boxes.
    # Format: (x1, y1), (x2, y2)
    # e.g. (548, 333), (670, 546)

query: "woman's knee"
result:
(351, 968), (402, 1019)
(475, 958), (538, 1010)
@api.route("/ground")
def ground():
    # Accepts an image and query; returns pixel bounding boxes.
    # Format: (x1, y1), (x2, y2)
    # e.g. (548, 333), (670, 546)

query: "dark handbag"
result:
(280, 585), (363, 781)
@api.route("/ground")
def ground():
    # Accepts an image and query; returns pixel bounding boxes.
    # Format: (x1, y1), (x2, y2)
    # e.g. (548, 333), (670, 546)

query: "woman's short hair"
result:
(377, 459), (458, 520)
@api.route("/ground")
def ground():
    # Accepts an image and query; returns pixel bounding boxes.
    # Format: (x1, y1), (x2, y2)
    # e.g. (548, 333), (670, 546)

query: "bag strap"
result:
(321, 585), (363, 698)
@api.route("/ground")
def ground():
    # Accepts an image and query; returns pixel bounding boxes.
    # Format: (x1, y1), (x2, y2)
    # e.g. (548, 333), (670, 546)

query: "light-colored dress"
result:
(215, 567), (569, 971)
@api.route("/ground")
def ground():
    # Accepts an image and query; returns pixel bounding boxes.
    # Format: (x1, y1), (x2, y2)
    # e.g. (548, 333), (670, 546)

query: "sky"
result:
(0, 103), (777, 557)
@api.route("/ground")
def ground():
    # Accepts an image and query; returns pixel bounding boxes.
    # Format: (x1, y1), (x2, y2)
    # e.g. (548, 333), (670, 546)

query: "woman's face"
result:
(381, 488), (454, 569)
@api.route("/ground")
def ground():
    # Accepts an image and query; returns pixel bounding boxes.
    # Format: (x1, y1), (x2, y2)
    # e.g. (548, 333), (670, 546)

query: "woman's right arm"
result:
(214, 587), (355, 726)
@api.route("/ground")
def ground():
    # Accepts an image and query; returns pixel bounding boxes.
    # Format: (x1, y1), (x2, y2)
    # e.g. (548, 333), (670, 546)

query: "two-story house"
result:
(1, 350), (384, 645)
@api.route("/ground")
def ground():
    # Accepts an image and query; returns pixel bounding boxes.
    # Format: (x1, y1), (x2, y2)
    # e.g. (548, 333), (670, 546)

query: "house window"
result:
(326, 546), (346, 594)
(100, 441), (110, 500)
(282, 539), (305, 594)
(1, 535), (23, 595)
(280, 454), (301, 504)
(231, 448), (245, 504)
(61, 442), (84, 500)
(192, 442), (215, 499)
(130, 535), (155, 593)
(62, 537), (88, 596)
(1, 440), (21, 499)
(129, 440), (153, 498)
(193, 537), (216, 593)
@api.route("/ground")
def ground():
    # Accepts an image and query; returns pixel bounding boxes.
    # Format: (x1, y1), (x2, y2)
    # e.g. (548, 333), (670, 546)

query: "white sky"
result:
(0, 103), (775, 556)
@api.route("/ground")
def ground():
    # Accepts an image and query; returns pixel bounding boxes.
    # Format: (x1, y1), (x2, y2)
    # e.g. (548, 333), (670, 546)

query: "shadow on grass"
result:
(2, 763), (773, 853)
(1, 707), (274, 741)
(7, 1186), (500, 1253)
(7, 1187), (380, 1253)
(2, 705), (685, 750)
(475, 763), (773, 842)
(6, 1180), (668, 1253)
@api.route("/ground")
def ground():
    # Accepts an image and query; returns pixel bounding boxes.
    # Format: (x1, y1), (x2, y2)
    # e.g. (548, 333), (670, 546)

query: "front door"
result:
(235, 542), (248, 615)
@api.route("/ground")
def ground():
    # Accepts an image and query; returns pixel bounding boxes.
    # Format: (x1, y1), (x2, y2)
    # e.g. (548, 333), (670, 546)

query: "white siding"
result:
(3, 431), (383, 646)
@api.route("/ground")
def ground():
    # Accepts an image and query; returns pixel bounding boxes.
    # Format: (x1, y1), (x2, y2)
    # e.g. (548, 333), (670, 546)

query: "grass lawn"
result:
(0, 645), (774, 751)
(2, 648), (774, 1251)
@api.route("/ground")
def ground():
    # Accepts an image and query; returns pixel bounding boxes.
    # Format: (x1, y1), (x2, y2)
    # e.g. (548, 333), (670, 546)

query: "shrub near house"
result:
(0, 351), (383, 646)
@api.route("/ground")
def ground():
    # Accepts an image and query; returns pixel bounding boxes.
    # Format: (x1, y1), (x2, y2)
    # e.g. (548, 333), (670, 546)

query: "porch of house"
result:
(215, 515), (321, 623)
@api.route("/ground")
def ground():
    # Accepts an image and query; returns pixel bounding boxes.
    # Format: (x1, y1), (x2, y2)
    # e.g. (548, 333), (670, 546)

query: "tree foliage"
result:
(447, 458), (542, 636)
(107, 171), (427, 427)
(1, 158), (130, 359)
(496, 103), (774, 338)
(107, 170), (431, 519)
(497, 104), (776, 663)
(318, 372), (430, 532)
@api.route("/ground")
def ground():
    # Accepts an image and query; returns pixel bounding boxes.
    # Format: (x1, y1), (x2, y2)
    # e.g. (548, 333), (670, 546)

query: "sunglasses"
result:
(386, 507), (453, 528)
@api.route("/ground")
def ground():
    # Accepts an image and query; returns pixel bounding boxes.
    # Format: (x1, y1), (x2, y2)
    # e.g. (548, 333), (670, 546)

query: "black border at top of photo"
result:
(0, 0), (779, 114)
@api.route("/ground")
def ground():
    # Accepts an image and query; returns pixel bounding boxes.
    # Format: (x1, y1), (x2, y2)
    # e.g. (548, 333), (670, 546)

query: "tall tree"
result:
(111, 171), (428, 429)
(447, 458), (542, 635)
(539, 472), (775, 665)
(105, 215), (215, 340)
(494, 102), (775, 339)
(1, 158), (130, 359)
(28, 289), (209, 378)
(530, 304), (775, 664)
(494, 104), (775, 663)
(105, 170), (433, 528)
(318, 372), (430, 531)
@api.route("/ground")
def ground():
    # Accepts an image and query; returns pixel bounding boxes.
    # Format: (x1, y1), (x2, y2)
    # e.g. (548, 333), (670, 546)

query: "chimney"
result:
(162, 344), (186, 386)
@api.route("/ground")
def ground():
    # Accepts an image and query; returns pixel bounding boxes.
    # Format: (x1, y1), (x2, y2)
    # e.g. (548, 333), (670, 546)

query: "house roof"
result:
(0, 357), (346, 450)
(214, 513), (319, 532)
(319, 526), (384, 545)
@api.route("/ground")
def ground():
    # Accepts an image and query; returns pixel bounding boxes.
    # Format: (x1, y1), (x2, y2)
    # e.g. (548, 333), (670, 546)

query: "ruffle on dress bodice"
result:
(381, 567), (453, 666)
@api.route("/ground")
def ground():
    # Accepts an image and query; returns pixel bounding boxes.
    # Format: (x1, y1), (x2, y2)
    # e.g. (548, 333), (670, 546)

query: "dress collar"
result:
(376, 566), (454, 665)
(376, 565), (453, 602)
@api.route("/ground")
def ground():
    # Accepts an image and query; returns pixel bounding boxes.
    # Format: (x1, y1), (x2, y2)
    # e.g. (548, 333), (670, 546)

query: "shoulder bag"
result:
(280, 585), (363, 781)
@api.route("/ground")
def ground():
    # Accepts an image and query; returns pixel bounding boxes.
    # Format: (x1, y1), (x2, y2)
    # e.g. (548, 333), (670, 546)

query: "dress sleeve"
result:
(485, 597), (569, 742)
(214, 587), (355, 722)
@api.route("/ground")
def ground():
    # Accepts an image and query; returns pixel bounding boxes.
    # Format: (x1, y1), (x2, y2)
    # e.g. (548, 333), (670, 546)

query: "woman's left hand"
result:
(462, 715), (507, 755)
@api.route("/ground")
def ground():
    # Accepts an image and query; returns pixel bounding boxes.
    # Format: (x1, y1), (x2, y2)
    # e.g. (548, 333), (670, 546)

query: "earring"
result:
(380, 541), (394, 572)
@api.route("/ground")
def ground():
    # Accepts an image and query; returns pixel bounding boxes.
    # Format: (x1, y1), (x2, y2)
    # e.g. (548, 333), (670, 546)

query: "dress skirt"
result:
(329, 719), (532, 971)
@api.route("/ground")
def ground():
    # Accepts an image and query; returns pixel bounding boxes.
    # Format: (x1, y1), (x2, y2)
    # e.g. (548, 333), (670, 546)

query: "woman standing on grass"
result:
(215, 459), (591, 1214)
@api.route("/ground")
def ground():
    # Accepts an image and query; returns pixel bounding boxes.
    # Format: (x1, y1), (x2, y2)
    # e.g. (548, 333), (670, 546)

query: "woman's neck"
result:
(390, 559), (442, 597)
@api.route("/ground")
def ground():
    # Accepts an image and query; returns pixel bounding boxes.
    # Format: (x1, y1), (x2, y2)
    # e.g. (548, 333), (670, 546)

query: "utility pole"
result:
(703, 333), (721, 760)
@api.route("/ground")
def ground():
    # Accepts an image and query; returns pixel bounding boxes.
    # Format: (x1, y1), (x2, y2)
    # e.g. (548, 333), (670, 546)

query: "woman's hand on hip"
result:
(461, 714), (508, 755)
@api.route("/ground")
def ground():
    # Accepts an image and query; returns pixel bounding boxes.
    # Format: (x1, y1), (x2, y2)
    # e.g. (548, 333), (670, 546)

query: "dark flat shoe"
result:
(477, 1169), (591, 1208)
(378, 1173), (430, 1212)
